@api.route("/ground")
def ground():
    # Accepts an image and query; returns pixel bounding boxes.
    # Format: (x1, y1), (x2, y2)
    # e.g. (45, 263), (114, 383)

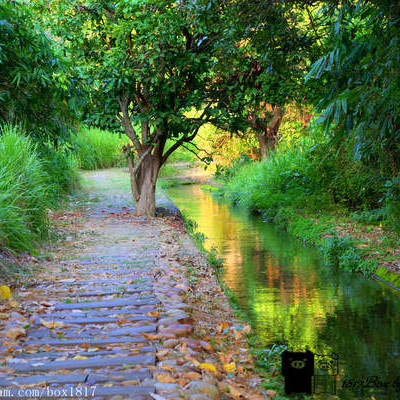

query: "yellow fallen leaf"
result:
(40, 319), (65, 329)
(142, 333), (160, 340)
(199, 363), (218, 374)
(147, 312), (160, 317)
(216, 321), (230, 333)
(0, 286), (12, 300)
(223, 362), (236, 373)
(72, 355), (88, 360)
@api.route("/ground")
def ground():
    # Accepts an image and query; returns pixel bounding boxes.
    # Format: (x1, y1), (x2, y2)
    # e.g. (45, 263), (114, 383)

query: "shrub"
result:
(320, 234), (377, 275)
(383, 176), (400, 234)
(71, 127), (126, 170)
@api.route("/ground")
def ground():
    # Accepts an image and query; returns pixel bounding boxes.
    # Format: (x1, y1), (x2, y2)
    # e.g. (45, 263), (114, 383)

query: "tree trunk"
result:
(259, 105), (283, 159)
(248, 105), (283, 159)
(257, 134), (277, 159)
(127, 152), (161, 217)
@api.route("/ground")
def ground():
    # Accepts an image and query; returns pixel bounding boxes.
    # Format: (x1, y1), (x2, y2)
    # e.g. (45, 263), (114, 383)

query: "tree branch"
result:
(117, 94), (142, 152)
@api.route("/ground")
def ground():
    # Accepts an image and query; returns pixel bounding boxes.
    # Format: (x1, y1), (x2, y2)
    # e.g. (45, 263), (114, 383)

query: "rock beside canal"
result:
(189, 380), (220, 400)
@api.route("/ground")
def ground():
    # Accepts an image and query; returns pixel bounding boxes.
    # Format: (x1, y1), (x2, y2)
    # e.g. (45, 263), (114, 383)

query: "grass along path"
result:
(0, 168), (269, 400)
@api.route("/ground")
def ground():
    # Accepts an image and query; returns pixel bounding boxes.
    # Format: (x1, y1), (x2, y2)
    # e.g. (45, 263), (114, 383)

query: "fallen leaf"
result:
(142, 333), (160, 340)
(40, 319), (65, 329)
(223, 362), (236, 373)
(159, 364), (175, 372)
(199, 363), (218, 374)
(4, 326), (26, 340)
(242, 324), (252, 334)
(122, 380), (140, 386)
(154, 373), (176, 383)
(156, 349), (169, 358)
(73, 355), (88, 360)
(147, 312), (160, 317)
(217, 321), (230, 332)
(0, 286), (12, 300)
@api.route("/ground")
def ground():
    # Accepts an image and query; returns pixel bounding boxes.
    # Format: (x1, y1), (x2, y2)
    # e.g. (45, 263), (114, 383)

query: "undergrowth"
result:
(71, 126), (127, 170)
(0, 125), (79, 275)
(218, 132), (388, 276)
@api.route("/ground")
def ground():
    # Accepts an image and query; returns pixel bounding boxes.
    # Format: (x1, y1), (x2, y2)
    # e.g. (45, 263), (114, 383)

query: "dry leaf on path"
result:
(40, 319), (65, 329)
(72, 355), (88, 360)
(223, 362), (236, 373)
(199, 362), (218, 374)
(3, 326), (26, 340)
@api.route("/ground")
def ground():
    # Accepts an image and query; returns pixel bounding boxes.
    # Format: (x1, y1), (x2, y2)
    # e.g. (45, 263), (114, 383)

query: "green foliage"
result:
(0, 125), (79, 253)
(214, 156), (253, 180)
(164, 139), (197, 164)
(223, 127), (386, 216)
(71, 127), (126, 170)
(50, 0), (256, 143)
(222, 137), (332, 214)
(219, 131), (385, 276)
(254, 343), (288, 377)
(321, 234), (377, 276)
(41, 148), (80, 195)
(350, 208), (387, 225)
(306, 1), (400, 177)
(383, 176), (400, 234)
(0, 126), (52, 252)
(0, 1), (80, 142)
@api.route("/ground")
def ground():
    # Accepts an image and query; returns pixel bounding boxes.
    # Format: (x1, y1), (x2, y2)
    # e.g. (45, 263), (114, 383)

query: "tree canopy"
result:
(49, 0), (266, 215)
(0, 1), (80, 143)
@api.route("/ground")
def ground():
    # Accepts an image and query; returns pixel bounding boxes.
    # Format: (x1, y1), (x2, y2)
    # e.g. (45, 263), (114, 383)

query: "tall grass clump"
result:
(71, 127), (126, 170)
(0, 126), (54, 252)
(41, 148), (80, 196)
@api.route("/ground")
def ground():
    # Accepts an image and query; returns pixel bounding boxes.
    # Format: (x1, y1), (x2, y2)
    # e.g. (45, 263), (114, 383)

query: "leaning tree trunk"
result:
(127, 151), (161, 217)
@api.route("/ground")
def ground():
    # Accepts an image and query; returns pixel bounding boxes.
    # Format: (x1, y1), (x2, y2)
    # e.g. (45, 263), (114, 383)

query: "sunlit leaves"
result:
(0, 1), (80, 142)
(306, 1), (400, 174)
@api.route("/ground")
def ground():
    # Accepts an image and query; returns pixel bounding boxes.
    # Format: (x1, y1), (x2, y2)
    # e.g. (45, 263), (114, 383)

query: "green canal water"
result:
(166, 184), (400, 399)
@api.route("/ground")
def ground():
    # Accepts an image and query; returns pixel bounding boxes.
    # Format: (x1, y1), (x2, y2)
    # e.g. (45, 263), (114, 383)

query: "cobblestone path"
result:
(1, 169), (268, 400)
(0, 171), (196, 400)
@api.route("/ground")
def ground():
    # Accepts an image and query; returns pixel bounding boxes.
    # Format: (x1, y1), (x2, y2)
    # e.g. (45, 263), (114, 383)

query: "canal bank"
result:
(165, 181), (400, 400)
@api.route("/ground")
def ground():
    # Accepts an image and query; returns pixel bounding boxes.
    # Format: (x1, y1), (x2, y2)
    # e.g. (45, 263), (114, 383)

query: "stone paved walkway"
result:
(0, 169), (268, 400)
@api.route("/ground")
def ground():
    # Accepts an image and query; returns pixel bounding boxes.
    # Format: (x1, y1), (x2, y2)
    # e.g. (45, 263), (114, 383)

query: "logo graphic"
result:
(313, 352), (339, 395)
(282, 350), (314, 394)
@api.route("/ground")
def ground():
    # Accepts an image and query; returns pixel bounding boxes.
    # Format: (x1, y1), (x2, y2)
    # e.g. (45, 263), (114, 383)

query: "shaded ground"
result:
(0, 168), (269, 400)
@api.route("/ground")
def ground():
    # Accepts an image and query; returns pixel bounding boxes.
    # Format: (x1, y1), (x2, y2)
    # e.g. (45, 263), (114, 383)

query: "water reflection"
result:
(166, 185), (400, 398)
